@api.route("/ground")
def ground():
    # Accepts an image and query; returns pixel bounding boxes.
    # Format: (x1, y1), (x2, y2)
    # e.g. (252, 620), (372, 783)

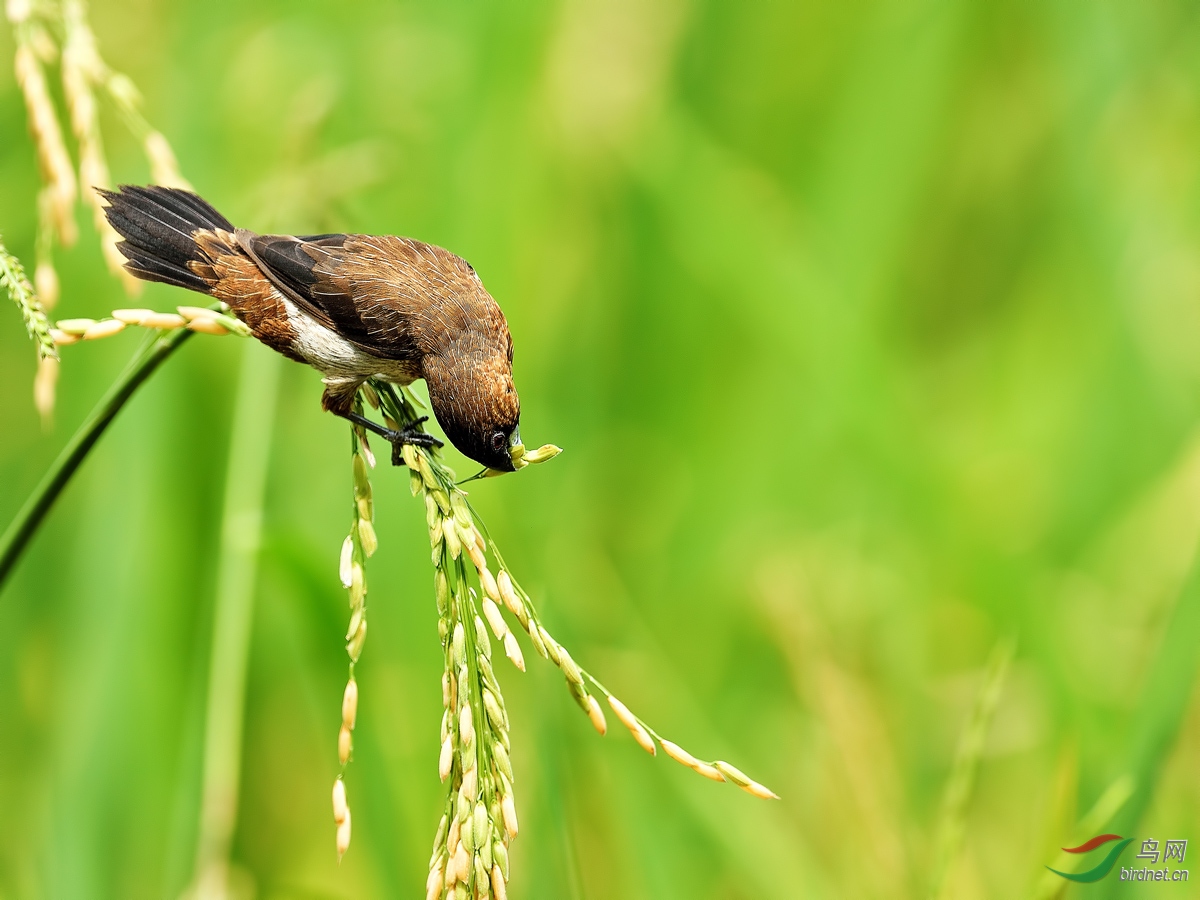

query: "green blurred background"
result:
(3, 1), (1200, 897)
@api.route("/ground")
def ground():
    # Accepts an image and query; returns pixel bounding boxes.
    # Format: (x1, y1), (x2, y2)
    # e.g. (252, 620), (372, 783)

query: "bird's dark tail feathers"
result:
(99, 185), (234, 294)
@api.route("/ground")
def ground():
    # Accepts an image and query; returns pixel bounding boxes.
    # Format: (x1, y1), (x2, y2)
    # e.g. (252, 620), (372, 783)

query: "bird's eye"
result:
(491, 431), (506, 452)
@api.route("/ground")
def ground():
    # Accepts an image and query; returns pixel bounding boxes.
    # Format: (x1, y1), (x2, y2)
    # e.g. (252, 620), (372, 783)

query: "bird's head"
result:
(422, 328), (522, 472)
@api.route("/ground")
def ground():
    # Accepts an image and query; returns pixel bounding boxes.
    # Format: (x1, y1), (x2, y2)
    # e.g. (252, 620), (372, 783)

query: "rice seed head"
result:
(528, 624), (548, 659)
(139, 312), (187, 329)
(607, 696), (655, 754)
(693, 761), (725, 782)
(342, 678), (358, 730)
(444, 515), (462, 559)
(539, 627), (560, 665)
(346, 618), (367, 661)
(349, 562), (365, 608)
(459, 704), (475, 749)
(496, 571), (527, 625)
(713, 760), (750, 787)
(450, 491), (471, 527)
(502, 631), (525, 671)
(586, 695), (607, 735)
(473, 856), (489, 892)
(522, 444), (563, 464)
(357, 518), (378, 557)
(439, 734), (454, 781)
(14, 46), (77, 245)
(435, 569), (450, 615)
(143, 130), (189, 188)
(332, 778), (348, 824)
(81, 318), (124, 340)
(483, 689), (505, 732)
(557, 646), (583, 685)
(112, 308), (153, 324)
(359, 435), (377, 469)
(34, 259), (58, 310)
(185, 316), (230, 335)
(743, 779), (781, 800)
(339, 536), (354, 586)
(417, 453), (438, 490)
(344, 608), (363, 642)
(474, 614), (492, 658)
(480, 567), (500, 603)
(34, 356), (57, 423)
(500, 791), (518, 841)
(473, 803), (488, 847)
(493, 741), (514, 783)
(452, 843), (470, 884)
(353, 453), (370, 495)
(491, 863), (508, 900)
(480, 829), (494, 871)
(452, 621), (466, 669)
(461, 766), (478, 802)
(338, 724), (353, 765)
(426, 860), (445, 900)
(466, 536), (486, 571)
(460, 810), (475, 852)
(481, 597), (507, 640)
(336, 807), (352, 861)
(433, 812), (449, 852)
(55, 317), (94, 335)
(494, 841), (510, 880)
(660, 739), (700, 769)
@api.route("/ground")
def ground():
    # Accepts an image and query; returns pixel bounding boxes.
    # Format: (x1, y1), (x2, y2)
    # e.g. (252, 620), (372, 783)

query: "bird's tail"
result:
(99, 185), (235, 294)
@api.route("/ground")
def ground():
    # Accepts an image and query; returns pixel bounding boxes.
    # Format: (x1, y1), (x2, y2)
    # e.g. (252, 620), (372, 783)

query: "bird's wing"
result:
(238, 231), (470, 361)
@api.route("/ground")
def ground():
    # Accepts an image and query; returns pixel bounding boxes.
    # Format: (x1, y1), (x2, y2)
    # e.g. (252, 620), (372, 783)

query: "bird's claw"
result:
(384, 420), (443, 466)
(339, 410), (443, 465)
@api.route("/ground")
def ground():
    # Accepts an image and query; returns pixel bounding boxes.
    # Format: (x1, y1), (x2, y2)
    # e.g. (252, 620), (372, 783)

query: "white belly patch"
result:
(284, 298), (418, 385)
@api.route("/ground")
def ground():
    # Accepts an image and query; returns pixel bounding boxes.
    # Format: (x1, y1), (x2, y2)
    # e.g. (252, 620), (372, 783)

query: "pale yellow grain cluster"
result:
(483, 441), (562, 478)
(381, 408), (516, 899)
(458, 442), (778, 800)
(326, 408), (381, 861)
(364, 378), (776, 894)
(6, 0), (194, 421)
(376, 380), (770, 898)
(1, 233), (59, 424)
(49, 305), (248, 345)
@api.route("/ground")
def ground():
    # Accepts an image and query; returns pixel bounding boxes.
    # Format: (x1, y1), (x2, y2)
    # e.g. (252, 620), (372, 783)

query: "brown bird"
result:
(99, 185), (521, 471)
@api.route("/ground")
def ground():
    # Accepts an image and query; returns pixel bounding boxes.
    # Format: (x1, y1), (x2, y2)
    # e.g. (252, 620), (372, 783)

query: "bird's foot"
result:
(342, 411), (443, 466)
(384, 420), (443, 466)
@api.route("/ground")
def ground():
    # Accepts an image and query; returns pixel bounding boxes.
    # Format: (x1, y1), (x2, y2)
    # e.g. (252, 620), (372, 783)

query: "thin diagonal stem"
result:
(0, 325), (196, 588)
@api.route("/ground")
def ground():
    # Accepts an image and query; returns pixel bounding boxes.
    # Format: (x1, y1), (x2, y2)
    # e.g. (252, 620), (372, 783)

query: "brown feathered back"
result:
(101, 185), (522, 470)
